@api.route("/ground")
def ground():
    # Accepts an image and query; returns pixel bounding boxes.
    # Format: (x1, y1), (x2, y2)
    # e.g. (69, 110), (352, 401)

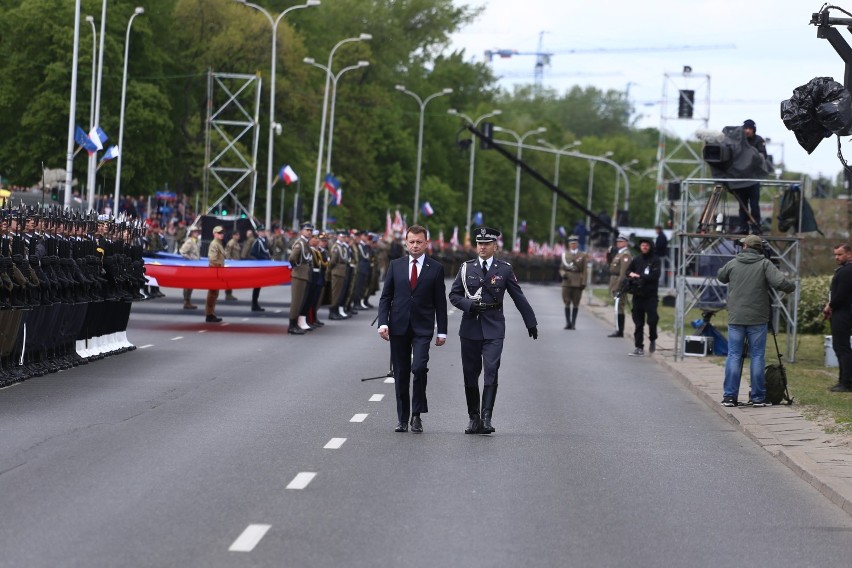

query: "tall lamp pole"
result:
(84, 15), (97, 208)
(447, 109), (501, 245)
(304, 58), (370, 230)
(113, 6), (145, 216)
(63, 0), (83, 210)
(612, 158), (638, 225)
(493, 125), (547, 251)
(235, 0), (320, 230)
(309, 33), (372, 226)
(586, 150), (613, 233)
(395, 86), (453, 224)
(539, 139), (581, 245)
(87, 0), (107, 211)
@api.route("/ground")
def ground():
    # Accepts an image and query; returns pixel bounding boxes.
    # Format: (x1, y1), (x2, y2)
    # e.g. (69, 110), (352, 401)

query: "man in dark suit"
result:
(449, 227), (538, 435)
(377, 225), (448, 433)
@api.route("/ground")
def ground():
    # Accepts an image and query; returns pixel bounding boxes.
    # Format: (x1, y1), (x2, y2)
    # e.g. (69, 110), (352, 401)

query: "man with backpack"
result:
(717, 235), (796, 407)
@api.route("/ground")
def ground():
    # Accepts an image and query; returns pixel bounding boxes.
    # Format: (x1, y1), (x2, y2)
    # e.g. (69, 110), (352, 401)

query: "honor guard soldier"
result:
(607, 234), (632, 338)
(288, 222), (314, 334)
(328, 230), (351, 320)
(205, 226), (227, 323)
(559, 235), (588, 330)
(449, 227), (538, 435)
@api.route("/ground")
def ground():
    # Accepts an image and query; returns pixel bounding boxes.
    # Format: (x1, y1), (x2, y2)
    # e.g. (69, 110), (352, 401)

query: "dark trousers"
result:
(831, 308), (852, 387)
(734, 183), (761, 230)
(631, 295), (659, 349)
(460, 337), (504, 387)
(390, 329), (431, 423)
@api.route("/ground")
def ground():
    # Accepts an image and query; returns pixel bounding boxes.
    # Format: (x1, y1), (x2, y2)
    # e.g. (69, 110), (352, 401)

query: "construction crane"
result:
(485, 32), (736, 89)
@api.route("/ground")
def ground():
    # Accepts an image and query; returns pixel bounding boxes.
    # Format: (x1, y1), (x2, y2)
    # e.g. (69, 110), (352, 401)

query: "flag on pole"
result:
(88, 126), (108, 151)
(472, 211), (483, 226)
(449, 225), (459, 248)
(558, 225), (567, 238)
(420, 201), (434, 217)
(324, 173), (341, 205)
(392, 210), (404, 233)
(279, 165), (298, 185)
(100, 145), (119, 162)
(513, 237), (521, 253)
(384, 210), (393, 239)
(519, 220), (527, 234)
(75, 126), (98, 154)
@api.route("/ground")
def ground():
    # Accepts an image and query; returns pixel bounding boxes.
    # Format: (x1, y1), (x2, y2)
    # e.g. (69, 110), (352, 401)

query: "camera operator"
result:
(717, 235), (796, 406)
(735, 119), (767, 234)
(625, 237), (661, 356)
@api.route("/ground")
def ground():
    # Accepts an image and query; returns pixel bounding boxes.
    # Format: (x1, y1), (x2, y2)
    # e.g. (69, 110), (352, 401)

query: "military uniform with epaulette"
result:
(607, 234), (632, 337)
(559, 235), (588, 330)
(448, 227), (538, 435)
(288, 223), (315, 334)
(328, 231), (351, 320)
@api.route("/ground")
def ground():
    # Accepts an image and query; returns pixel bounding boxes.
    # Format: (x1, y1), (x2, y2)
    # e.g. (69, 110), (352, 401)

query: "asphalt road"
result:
(0, 282), (851, 568)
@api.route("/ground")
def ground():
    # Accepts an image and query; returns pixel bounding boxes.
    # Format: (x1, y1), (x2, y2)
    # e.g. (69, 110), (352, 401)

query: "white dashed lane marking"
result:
(384, 377), (394, 384)
(198, 330), (207, 333)
(170, 336), (183, 341)
(242, 318), (249, 322)
(324, 438), (346, 449)
(286, 472), (317, 490)
(350, 413), (368, 423)
(369, 394), (384, 402)
(138, 344), (154, 349)
(229, 524), (271, 552)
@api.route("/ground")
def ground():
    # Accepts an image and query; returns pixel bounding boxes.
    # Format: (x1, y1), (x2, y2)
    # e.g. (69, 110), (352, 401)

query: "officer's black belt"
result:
(479, 302), (503, 311)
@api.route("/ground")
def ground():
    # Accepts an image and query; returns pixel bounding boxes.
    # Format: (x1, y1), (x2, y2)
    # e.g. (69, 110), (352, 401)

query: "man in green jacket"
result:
(717, 235), (796, 407)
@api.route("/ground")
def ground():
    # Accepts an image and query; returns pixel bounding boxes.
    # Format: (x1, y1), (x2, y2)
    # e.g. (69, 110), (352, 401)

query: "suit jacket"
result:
(449, 258), (537, 340)
(378, 255), (448, 337)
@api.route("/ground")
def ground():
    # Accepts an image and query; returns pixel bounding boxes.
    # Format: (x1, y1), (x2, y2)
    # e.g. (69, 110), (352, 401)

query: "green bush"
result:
(798, 275), (831, 334)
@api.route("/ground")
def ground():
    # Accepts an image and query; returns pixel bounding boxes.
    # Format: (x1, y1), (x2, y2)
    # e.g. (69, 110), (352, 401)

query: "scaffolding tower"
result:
(203, 70), (261, 222)
(671, 177), (806, 362)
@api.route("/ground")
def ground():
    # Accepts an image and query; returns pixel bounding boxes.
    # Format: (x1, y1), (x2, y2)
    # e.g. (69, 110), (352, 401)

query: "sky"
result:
(448, 0), (849, 181)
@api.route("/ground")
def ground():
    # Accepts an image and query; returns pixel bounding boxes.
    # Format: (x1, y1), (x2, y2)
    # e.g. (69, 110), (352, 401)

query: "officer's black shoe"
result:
(251, 304), (265, 312)
(394, 422), (408, 432)
(329, 312), (345, 320)
(829, 383), (852, 392)
(564, 322), (573, 330)
(205, 315), (223, 323)
(410, 415), (423, 433)
(465, 414), (482, 434)
(288, 326), (306, 335)
(649, 340), (656, 353)
(607, 331), (624, 338)
(313, 320), (325, 327)
(480, 411), (495, 434)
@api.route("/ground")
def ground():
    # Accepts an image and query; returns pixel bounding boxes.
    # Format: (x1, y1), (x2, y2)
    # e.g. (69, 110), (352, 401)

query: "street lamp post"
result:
(586, 150), (613, 234)
(85, 15), (97, 208)
(63, 0), (83, 210)
(87, 0), (107, 211)
(612, 159), (638, 224)
(447, 109), (501, 246)
(309, 33), (372, 226)
(235, 0), (320, 230)
(113, 6), (145, 216)
(539, 139), (581, 245)
(305, 58), (370, 230)
(395, 86), (453, 223)
(492, 126), (547, 250)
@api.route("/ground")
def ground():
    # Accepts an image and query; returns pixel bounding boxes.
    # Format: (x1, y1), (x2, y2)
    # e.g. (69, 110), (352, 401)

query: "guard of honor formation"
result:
(0, 205), (152, 388)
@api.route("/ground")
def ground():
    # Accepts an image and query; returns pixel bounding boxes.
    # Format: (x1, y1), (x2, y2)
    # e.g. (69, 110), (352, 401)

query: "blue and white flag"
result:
(88, 126), (109, 151)
(473, 211), (483, 226)
(421, 201), (434, 217)
(75, 126), (98, 154)
(100, 145), (119, 162)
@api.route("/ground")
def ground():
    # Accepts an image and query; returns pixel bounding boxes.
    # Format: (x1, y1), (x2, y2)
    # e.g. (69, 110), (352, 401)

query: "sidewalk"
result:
(588, 301), (852, 516)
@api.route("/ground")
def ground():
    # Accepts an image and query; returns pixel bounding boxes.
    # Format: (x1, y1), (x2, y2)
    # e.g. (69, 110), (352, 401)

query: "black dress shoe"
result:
(251, 305), (265, 312)
(205, 315), (223, 323)
(465, 415), (482, 434)
(288, 326), (306, 335)
(394, 423), (408, 432)
(480, 411), (495, 434)
(829, 383), (852, 392)
(607, 331), (623, 338)
(410, 415), (423, 433)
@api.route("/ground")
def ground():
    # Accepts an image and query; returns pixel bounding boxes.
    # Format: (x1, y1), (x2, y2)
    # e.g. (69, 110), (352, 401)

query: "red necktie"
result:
(410, 258), (418, 289)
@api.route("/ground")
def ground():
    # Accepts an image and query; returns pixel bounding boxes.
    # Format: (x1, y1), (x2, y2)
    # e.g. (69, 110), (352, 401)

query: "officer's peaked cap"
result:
(475, 227), (501, 243)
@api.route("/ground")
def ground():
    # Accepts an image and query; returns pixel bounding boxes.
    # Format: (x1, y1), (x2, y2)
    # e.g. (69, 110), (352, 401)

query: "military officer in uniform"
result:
(288, 222), (314, 335)
(178, 226), (201, 310)
(328, 230), (351, 320)
(205, 226), (227, 323)
(449, 227), (538, 435)
(559, 235), (587, 330)
(607, 234), (632, 338)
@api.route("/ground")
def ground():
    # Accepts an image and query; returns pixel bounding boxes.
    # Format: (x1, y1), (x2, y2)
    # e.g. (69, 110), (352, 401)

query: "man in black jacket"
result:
(824, 243), (852, 392)
(625, 237), (661, 357)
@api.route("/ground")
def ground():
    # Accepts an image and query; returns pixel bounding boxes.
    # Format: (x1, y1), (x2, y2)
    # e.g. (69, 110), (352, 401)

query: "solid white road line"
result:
(274, 309), (283, 313)
(170, 336), (183, 341)
(369, 394), (384, 402)
(350, 413), (368, 423)
(384, 377), (395, 384)
(138, 344), (154, 349)
(286, 472), (317, 490)
(324, 438), (346, 449)
(229, 524), (271, 552)
(242, 318), (249, 322)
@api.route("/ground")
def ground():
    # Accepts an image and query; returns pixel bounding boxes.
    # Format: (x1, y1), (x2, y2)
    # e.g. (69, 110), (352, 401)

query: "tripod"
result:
(697, 184), (760, 234)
